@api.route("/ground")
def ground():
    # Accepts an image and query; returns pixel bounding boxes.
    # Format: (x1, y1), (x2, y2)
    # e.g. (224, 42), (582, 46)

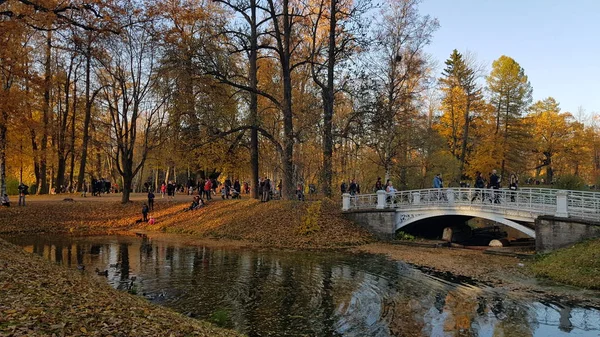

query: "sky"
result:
(418, 0), (600, 117)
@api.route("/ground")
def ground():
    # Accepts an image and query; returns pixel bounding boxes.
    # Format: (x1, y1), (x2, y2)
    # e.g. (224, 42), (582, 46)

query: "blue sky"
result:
(419, 0), (600, 116)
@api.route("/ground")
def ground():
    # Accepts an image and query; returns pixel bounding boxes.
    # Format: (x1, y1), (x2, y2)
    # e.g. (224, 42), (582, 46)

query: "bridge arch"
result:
(396, 209), (536, 238)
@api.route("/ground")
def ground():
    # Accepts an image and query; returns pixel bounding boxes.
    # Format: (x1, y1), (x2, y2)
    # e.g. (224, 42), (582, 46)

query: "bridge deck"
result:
(345, 187), (600, 223)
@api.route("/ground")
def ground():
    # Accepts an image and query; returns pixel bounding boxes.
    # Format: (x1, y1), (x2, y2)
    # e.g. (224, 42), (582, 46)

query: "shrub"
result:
(210, 308), (231, 327)
(395, 231), (416, 241)
(554, 174), (586, 190)
(298, 201), (321, 235)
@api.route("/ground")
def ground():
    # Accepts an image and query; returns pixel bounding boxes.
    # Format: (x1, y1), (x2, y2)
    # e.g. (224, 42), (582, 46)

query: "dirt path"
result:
(354, 243), (600, 308)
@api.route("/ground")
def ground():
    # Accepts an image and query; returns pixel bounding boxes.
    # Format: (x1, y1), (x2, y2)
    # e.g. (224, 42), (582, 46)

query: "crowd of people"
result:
(81, 178), (117, 197)
(340, 169), (522, 204)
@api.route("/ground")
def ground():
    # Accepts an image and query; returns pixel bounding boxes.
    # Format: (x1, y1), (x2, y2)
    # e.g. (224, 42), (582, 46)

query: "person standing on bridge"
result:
(349, 179), (357, 196)
(471, 171), (485, 202)
(490, 170), (501, 203)
(385, 180), (396, 204)
(509, 173), (518, 202)
(433, 173), (444, 201)
(375, 177), (383, 191)
(433, 173), (443, 188)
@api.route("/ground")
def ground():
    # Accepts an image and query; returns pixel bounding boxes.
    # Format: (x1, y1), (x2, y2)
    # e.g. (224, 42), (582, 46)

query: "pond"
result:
(5, 234), (600, 337)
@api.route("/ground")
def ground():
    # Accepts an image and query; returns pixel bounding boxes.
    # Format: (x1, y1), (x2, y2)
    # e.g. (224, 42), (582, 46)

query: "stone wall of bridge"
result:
(342, 209), (396, 240)
(535, 216), (600, 253)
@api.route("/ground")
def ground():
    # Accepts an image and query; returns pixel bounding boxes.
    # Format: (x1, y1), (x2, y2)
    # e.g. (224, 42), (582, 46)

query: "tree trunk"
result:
(0, 116), (6, 196)
(320, 0), (336, 198)
(249, 0), (260, 199)
(121, 173), (132, 203)
(77, 48), (92, 192)
(39, 31), (52, 194)
(280, 0), (295, 200)
(55, 57), (74, 192)
(458, 100), (471, 181)
(68, 72), (78, 189)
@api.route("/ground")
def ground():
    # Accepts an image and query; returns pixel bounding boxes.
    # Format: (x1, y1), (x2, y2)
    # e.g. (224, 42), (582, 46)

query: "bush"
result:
(210, 308), (231, 328)
(554, 174), (586, 190)
(395, 231), (416, 241)
(298, 201), (321, 235)
(5, 178), (19, 195)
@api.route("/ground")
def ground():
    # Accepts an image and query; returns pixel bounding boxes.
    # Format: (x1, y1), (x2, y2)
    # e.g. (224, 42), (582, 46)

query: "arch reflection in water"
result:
(7, 234), (600, 337)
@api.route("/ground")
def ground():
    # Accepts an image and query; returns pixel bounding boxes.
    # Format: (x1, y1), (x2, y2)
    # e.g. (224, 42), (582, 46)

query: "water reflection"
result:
(6, 234), (600, 337)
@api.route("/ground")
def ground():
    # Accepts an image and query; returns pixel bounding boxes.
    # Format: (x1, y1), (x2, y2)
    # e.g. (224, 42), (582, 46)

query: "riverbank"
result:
(0, 194), (373, 248)
(0, 237), (244, 336)
(1, 194), (600, 311)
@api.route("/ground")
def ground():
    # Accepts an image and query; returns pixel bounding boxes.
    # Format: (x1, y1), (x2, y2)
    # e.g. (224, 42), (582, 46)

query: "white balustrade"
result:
(343, 187), (600, 222)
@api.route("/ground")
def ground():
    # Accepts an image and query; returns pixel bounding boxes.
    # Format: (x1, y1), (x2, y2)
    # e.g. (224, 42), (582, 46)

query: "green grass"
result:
(531, 239), (600, 289)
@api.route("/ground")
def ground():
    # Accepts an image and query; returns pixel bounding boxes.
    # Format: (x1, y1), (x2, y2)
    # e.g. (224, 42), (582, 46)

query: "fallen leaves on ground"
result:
(0, 197), (374, 249)
(143, 198), (375, 248)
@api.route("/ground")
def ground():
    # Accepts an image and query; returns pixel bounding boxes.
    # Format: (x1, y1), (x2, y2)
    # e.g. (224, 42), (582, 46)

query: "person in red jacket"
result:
(204, 179), (212, 200)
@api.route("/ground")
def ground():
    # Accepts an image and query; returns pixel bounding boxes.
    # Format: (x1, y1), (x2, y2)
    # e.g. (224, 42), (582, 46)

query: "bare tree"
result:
(363, 0), (438, 188)
(308, 0), (370, 197)
(97, 18), (167, 203)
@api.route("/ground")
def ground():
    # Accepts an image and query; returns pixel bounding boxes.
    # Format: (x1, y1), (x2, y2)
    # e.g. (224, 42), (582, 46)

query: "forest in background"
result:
(1, 0), (599, 203)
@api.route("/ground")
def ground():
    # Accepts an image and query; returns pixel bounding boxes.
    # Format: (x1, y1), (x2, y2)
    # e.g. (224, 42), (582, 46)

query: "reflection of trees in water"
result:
(14, 236), (600, 337)
(489, 296), (535, 337)
(443, 289), (481, 336)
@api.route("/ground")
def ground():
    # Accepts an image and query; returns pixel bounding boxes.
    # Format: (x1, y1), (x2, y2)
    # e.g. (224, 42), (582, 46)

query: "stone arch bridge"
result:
(342, 188), (600, 249)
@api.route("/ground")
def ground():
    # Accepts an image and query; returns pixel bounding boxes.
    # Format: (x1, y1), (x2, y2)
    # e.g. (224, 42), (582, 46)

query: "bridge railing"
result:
(342, 187), (600, 222)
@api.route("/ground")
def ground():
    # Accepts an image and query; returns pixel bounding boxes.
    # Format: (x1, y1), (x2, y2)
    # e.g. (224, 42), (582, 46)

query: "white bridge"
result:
(342, 188), (600, 238)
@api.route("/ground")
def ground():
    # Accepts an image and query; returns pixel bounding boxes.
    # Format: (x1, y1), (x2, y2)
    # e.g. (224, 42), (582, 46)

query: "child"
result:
(142, 203), (149, 222)
(1, 194), (10, 207)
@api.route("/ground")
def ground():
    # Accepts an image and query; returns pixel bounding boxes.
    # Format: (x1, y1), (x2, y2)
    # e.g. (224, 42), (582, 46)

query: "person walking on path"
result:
(18, 182), (28, 206)
(262, 177), (271, 202)
(160, 183), (166, 198)
(147, 190), (155, 210)
(204, 179), (212, 200)
(142, 203), (149, 222)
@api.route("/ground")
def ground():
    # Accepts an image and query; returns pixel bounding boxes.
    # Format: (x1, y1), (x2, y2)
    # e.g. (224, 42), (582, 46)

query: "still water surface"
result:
(5, 234), (600, 337)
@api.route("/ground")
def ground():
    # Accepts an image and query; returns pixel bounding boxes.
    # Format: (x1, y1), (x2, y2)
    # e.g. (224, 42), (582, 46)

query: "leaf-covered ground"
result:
(0, 195), (374, 248)
(143, 198), (374, 248)
(0, 238), (244, 337)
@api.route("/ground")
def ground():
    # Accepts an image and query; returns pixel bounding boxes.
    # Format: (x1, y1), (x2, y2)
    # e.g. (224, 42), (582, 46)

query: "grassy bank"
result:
(0, 238), (244, 337)
(0, 196), (374, 248)
(531, 239), (600, 289)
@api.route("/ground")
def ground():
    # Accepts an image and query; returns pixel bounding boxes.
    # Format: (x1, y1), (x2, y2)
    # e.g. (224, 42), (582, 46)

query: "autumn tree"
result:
(485, 55), (532, 178)
(436, 50), (483, 183)
(0, 18), (30, 195)
(527, 97), (574, 183)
